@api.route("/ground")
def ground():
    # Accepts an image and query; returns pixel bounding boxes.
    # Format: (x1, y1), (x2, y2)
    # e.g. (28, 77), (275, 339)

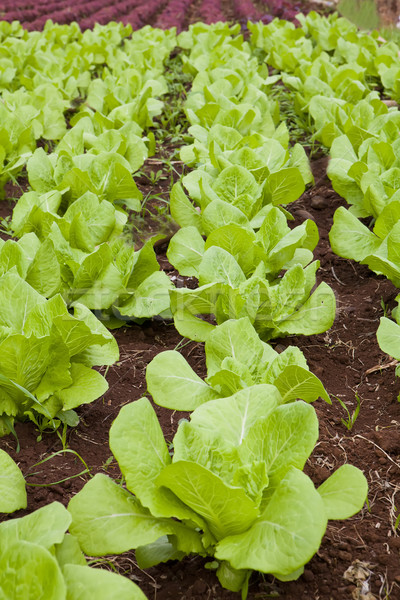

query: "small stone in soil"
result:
(295, 209), (316, 222)
(338, 551), (352, 562)
(390, 537), (400, 549)
(311, 195), (329, 209)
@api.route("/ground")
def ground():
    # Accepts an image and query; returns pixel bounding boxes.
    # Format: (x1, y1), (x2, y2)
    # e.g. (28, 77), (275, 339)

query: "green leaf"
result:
(0, 334), (52, 403)
(265, 220), (319, 275)
(63, 564), (148, 600)
(329, 207), (380, 261)
(205, 317), (271, 378)
(172, 306), (216, 342)
(199, 246), (246, 287)
(373, 200), (400, 239)
(27, 148), (55, 193)
(0, 449), (27, 513)
(187, 385), (281, 448)
(170, 183), (202, 231)
(318, 464), (368, 520)
(158, 461), (258, 540)
(0, 270), (46, 331)
(0, 501), (71, 549)
(261, 346), (308, 384)
(136, 536), (185, 569)
(56, 363), (108, 411)
(216, 561), (250, 594)
(205, 225), (260, 277)
(290, 144), (314, 186)
(0, 239), (28, 279)
(275, 282), (336, 337)
(123, 238), (158, 290)
(104, 161), (142, 211)
(167, 226), (205, 277)
(118, 271), (174, 319)
(70, 244), (123, 310)
(241, 402), (319, 486)
(25, 239), (61, 297)
(55, 534), (86, 568)
(273, 365), (330, 404)
(0, 541), (65, 600)
(68, 474), (177, 556)
(266, 168), (305, 206)
(202, 199), (249, 236)
(378, 316), (400, 362)
(215, 467), (327, 577)
(109, 398), (173, 514)
(171, 283), (223, 342)
(71, 303), (119, 366)
(146, 351), (219, 410)
(213, 165), (260, 217)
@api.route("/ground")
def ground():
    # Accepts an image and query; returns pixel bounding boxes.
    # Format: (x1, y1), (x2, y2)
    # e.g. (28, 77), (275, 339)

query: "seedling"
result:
(380, 297), (390, 318)
(146, 169), (167, 185)
(336, 393), (361, 431)
(25, 449), (91, 487)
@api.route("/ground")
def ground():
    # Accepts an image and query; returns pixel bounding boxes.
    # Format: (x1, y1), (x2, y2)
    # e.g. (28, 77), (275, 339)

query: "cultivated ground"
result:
(1, 2), (400, 599)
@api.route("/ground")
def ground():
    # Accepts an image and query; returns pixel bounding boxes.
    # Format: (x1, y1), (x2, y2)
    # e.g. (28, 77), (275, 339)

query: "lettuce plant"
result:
(248, 14), (400, 147)
(68, 393), (367, 597)
(330, 202), (400, 287)
(0, 231), (174, 324)
(0, 501), (147, 599)
(167, 217), (335, 342)
(330, 194), (400, 398)
(281, 55), (373, 115)
(0, 269), (118, 436)
(178, 134), (311, 212)
(178, 22), (242, 75)
(21, 147), (143, 214)
(146, 316), (330, 410)
(168, 263), (335, 342)
(168, 183), (318, 267)
(328, 134), (400, 219)
(11, 190), (127, 251)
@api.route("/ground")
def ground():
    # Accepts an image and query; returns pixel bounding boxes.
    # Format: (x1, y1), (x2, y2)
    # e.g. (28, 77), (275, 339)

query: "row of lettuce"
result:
(249, 11), (400, 388)
(0, 21), (179, 438)
(0, 23), (179, 598)
(0, 15), (384, 600)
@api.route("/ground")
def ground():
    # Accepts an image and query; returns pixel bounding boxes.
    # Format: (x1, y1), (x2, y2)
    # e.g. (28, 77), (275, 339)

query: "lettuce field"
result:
(0, 1), (400, 599)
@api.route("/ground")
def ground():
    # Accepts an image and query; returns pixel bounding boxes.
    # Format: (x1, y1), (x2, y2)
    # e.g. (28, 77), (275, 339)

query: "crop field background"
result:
(1, 1), (400, 600)
(0, 0), (319, 30)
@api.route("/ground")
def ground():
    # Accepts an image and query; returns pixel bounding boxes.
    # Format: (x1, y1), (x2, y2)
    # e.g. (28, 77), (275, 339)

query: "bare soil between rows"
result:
(1, 155), (400, 599)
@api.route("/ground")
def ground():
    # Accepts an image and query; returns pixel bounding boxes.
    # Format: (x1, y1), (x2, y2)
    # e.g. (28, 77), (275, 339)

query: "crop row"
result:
(0, 20), (177, 431)
(0, 22), (179, 599)
(249, 10), (400, 392)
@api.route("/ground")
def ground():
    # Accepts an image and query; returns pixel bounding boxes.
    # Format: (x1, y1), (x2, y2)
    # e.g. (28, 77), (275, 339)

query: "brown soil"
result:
(1, 156), (400, 599)
(376, 0), (400, 26)
(0, 199), (13, 242)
